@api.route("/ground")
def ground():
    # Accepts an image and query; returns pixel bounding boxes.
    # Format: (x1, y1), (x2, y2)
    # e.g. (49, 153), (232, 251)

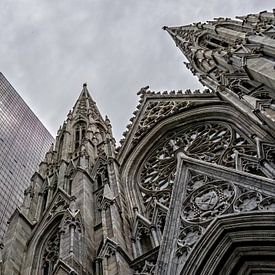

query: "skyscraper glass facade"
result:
(0, 73), (54, 240)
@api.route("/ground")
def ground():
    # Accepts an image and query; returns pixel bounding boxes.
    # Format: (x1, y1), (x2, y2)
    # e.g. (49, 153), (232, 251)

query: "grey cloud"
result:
(0, 0), (274, 140)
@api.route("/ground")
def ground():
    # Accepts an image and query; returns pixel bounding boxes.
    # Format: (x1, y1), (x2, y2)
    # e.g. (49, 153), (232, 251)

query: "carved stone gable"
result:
(45, 190), (71, 221)
(155, 153), (275, 274)
(117, 88), (216, 157)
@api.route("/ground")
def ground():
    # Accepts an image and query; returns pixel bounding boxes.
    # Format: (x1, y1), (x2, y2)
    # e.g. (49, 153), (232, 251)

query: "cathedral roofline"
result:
(116, 86), (217, 160)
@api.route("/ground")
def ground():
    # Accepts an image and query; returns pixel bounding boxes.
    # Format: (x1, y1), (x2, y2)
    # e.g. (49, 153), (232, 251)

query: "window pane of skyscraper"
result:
(0, 73), (54, 241)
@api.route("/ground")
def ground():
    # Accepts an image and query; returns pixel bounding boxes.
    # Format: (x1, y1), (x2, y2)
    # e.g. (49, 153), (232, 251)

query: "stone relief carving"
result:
(61, 214), (82, 233)
(234, 191), (262, 212)
(182, 182), (235, 223)
(186, 171), (216, 195)
(176, 225), (203, 257)
(136, 225), (151, 241)
(175, 170), (275, 266)
(259, 197), (275, 211)
(155, 210), (167, 234)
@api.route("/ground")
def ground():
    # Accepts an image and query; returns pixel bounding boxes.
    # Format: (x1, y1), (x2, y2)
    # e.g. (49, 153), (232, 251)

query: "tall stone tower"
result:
(2, 10), (275, 275)
(1, 84), (132, 274)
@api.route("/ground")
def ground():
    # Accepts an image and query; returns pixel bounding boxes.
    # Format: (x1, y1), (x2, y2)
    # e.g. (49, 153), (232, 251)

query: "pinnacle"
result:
(71, 83), (104, 122)
(79, 82), (90, 98)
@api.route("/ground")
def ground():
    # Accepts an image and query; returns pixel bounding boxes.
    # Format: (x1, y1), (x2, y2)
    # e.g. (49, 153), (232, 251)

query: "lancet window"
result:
(68, 178), (73, 195)
(96, 165), (109, 190)
(41, 229), (61, 275)
(51, 175), (58, 195)
(94, 189), (103, 225)
(74, 121), (86, 150)
(41, 188), (49, 215)
(57, 133), (64, 161)
(135, 225), (153, 256)
(138, 121), (258, 206)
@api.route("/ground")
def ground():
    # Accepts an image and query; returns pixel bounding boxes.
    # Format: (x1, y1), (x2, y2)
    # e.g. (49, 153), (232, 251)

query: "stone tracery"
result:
(139, 121), (257, 206)
(175, 169), (275, 267)
(133, 100), (191, 143)
(41, 229), (61, 275)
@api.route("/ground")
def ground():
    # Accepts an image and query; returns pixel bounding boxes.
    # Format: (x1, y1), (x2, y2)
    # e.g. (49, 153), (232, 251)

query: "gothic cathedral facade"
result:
(2, 10), (275, 275)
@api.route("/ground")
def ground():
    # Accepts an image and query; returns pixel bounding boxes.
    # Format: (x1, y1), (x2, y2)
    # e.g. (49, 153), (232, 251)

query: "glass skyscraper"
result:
(0, 73), (54, 240)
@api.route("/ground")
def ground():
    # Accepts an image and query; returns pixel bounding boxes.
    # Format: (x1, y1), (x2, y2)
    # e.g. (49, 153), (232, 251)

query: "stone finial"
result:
(137, 85), (150, 96)
(105, 115), (111, 125)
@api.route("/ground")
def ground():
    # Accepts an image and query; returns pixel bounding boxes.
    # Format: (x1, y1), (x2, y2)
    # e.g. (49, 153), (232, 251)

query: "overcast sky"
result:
(0, 0), (274, 142)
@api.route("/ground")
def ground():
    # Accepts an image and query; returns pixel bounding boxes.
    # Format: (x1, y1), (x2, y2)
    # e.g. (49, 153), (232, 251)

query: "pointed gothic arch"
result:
(91, 154), (109, 190)
(56, 130), (65, 161)
(59, 210), (85, 265)
(74, 120), (87, 150)
(180, 212), (275, 275)
(64, 160), (77, 195)
(120, 102), (275, 273)
(41, 226), (61, 275)
(122, 103), (274, 217)
(40, 178), (50, 216)
(132, 215), (155, 257)
(25, 213), (64, 274)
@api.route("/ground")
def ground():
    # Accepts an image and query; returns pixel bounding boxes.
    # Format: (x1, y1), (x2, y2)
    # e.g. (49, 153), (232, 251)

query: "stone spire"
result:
(164, 12), (275, 93)
(0, 83), (130, 275)
(48, 83), (113, 166)
(164, 11), (275, 129)
(163, 25), (201, 62)
(72, 83), (104, 123)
